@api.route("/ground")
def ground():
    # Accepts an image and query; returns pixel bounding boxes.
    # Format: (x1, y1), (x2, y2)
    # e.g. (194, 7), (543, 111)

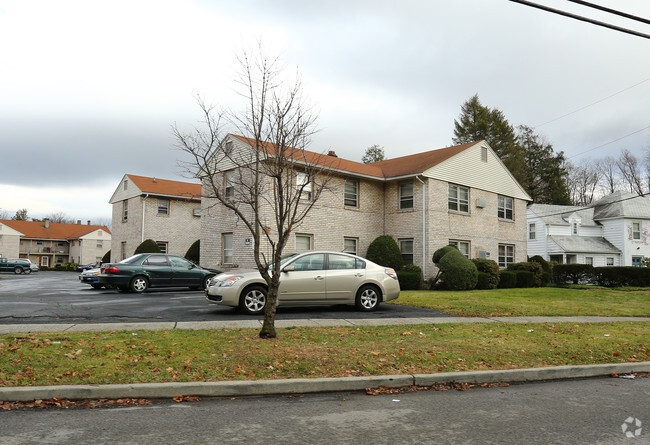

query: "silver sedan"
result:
(206, 251), (400, 315)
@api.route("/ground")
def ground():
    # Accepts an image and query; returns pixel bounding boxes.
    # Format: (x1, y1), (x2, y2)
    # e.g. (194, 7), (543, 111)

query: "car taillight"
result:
(385, 268), (398, 279)
(103, 266), (120, 273)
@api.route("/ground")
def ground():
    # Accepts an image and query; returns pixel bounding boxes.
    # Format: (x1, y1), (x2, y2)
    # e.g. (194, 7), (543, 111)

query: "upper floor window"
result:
(399, 238), (414, 265)
(448, 184), (469, 213)
(296, 172), (312, 201)
(399, 181), (414, 209)
(97, 241), (103, 248)
(529, 223), (536, 240)
(343, 237), (358, 255)
(123, 180), (128, 190)
(98, 230), (103, 237)
(225, 170), (235, 200)
(572, 222), (579, 235)
(224, 141), (233, 155)
(498, 244), (514, 268)
(344, 178), (358, 207)
(158, 199), (169, 215)
(481, 146), (488, 162)
(498, 196), (513, 220)
(632, 222), (641, 240)
(295, 234), (312, 252)
(449, 240), (470, 258)
(123, 200), (128, 221)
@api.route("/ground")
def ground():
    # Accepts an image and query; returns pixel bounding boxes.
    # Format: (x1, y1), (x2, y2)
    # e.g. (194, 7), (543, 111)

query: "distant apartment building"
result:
(0, 218), (111, 267)
(108, 174), (202, 261)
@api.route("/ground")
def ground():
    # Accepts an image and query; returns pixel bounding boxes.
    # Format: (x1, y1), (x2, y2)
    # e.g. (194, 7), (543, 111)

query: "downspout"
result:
(141, 194), (149, 243)
(416, 175), (426, 277)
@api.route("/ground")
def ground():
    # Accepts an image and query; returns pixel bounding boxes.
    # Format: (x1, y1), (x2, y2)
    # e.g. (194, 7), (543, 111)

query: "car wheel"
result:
(24, 268), (32, 275)
(355, 285), (381, 311)
(91, 284), (103, 289)
(14, 266), (23, 274)
(129, 276), (149, 293)
(239, 285), (267, 315)
(202, 274), (215, 290)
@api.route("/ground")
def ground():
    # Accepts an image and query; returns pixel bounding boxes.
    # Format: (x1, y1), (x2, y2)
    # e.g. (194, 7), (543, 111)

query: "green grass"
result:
(1, 322), (647, 387)
(392, 287), (650, 317)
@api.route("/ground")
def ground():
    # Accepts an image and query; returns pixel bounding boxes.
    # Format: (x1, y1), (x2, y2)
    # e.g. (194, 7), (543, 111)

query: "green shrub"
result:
(397, 271), (421, 290)
(134, 239), (162, 255)
(432, 245), (459, 264)
(61, 262), (78, 271)
(185, 240), (200, 263)
(471, 258), (500, 289)
(515, 270), (536, 288)
(475, 272), (493, 290)
(508, 262), (543, 287)
(529, 255), (552, 286)
(101, 250), (111, 264)
(498, 271), (517, 288)
(594, 266), (650, 287)
(553, 264), (594, 285)
(366, 235), (404, 271)
(437, 250), (478, 291)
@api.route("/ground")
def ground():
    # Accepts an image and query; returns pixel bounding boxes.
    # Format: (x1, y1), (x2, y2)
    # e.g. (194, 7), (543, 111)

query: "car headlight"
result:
(219, 276), (243, 287)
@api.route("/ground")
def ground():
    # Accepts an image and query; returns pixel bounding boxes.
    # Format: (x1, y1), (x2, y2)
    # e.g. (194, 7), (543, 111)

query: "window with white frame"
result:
(632, 222), (641, 240)
(399, 238), (414, 265)
(121, 241), (127, 260)
(498, 196), (513, 220)
(498, 244), (514, 268)
(222, 233), (233, 264)
(481, 146), (488, 162)
(449, 240), (470, 258)
(123, 200), (128, 221)
(156, 241), (168, 254)
(124, 180), (128, 190)
(585, 257), (593, 265)
(448, 184), (469, 213)
(296, 172), (312, 201)
(295, 234), (312, 252)
(606, 257), (614, 266)
(344, 178), (358, 207)
(399, 181), (414, 209)
(158, 199), (169, 215)
(225, 170), (235, 200)
(343, 237), (358, 255)
(97, 240), (103, 248)
(529, 223), (536, 240)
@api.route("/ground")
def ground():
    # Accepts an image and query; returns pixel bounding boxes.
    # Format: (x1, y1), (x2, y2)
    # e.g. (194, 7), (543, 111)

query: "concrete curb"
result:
(2, 362), (648, 403)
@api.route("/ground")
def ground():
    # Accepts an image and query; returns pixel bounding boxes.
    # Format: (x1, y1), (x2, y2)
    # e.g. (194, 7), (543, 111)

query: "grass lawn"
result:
(0, 322), (647, 387)
(392, 287), (650, 317)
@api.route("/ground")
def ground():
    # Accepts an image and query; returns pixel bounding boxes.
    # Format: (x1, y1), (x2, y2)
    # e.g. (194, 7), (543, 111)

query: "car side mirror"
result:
(282, 265), (295, 273)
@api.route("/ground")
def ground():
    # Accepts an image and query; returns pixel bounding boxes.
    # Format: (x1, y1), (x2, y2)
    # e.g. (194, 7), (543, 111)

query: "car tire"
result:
(24, 268), (32, 274)
(14, 266), (23, 274)
(129, 276), (149, 293)
(91, 284), (103, 289)
(355, 285), (381, 312)
(239, 285), (267, 315)
(202, 274), (215, 290)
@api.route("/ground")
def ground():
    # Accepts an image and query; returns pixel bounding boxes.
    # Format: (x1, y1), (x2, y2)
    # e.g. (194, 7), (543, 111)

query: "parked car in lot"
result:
(77, 262), (100, 272)
(0, 258), (35, 274)
(99, 254), (220, 292)
(10, 258), (39, 273)
(79, 267), (104, 289)
(205, 251), (400, 315)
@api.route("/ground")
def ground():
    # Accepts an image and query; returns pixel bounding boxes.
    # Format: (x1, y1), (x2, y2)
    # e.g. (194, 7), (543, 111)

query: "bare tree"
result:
(0, 208), (9, 219)
(566, 160), (600, 205)
(173, 49), (330, 339)
(46, 211), (74, 224)
(597, 156), (620, 195)
(616, 149), (645, 195)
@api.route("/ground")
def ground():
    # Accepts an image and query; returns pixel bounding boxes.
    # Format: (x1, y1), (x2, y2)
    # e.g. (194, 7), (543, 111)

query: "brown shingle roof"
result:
(127, 174), (201, 199)
(0, 220), (111, 240)
(231, 134), (479, 179)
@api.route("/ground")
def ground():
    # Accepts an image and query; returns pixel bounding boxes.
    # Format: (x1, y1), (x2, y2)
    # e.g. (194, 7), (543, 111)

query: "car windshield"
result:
(119, 254), (144, 264)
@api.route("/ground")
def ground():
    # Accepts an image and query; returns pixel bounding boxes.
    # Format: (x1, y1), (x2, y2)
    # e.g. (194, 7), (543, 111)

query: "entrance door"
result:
(41, 256), (48, 267)
(632, 256), (643, 267)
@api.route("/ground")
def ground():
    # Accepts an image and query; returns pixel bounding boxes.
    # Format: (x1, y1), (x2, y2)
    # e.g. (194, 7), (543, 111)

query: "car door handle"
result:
(354, 273), (363, 278)
(314, 276), (324, 281)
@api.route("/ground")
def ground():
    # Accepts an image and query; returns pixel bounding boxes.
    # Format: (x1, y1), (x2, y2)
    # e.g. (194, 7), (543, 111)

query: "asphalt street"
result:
(0, 271), (452, 324)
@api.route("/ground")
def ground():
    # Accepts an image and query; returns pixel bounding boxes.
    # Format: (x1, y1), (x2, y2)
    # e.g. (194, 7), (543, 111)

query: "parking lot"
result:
(0, 271), (452, 324)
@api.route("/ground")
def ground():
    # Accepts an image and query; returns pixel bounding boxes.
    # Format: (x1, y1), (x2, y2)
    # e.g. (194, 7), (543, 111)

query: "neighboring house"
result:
(0, 219), (111, 267)
(108, 174), (202, 261)
(200, 134), (532, 278)
(527, 191), (649, 266)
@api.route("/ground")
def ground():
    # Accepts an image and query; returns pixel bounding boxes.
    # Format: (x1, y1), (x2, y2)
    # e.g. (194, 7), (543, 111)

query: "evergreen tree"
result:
(361, 144), (385, 164)
(12, 209), (29, 221)
(134, 239), (162, 254)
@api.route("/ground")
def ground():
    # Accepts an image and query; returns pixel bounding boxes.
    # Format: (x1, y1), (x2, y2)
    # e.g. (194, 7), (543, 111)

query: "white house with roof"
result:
(527, 191), (649, 266)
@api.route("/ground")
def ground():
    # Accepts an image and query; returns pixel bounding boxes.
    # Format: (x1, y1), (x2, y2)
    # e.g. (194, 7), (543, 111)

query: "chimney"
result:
(44, 218), (50, 229)
(153, 177), (157, 183)
(328, 150), (338, 157)
(77, 220), (81, 225)
(87, 220), (91, 225)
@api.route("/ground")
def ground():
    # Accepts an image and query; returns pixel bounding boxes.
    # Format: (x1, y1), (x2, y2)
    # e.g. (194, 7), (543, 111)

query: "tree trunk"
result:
(259, 286), (278, 338)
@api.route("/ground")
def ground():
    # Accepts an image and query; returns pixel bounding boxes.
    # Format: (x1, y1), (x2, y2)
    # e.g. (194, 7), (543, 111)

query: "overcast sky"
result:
(1, 0), (649, 223)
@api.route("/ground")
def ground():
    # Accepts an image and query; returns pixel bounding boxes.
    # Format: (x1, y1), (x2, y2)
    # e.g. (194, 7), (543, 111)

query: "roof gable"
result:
(593, 191), (650, 220)
(109, 174), (201, 204)
(0, 220), (111, 240)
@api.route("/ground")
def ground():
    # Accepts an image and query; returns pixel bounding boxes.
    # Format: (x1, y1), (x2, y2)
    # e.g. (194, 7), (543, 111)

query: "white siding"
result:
(109, 174), (143, 204)
(526, 210), (547, 259)
(601, 219), (625, 256)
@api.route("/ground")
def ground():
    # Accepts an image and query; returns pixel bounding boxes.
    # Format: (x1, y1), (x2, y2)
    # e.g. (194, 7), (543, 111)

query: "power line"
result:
(534, 76), (650, 128)
(508, 0), (650, 40)
(567, 126), (650, 159)
(565, 0), (650, 26)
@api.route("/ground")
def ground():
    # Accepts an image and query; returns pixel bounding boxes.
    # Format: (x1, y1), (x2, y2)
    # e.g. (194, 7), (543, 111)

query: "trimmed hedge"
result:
(397, 271), (421, 290)
(594, 266), (650, 287)
(366, 235), (404, 271)
(436, 250), (478, 291)
(432, 245), (459, 264)
(471, 258), (500, 289)
(515, 270), (536, 288)
(185, 240), (200, 263)
(101, 250), (111, 264)
(134, 239), (162, 255)
(498, 271), (517, 288)
(508, 262), (543, 287)
(529, 255), (552, 286)
(553, 264), (594, 285)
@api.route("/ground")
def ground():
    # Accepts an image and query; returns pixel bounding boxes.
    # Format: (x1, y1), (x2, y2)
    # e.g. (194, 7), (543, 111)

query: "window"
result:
(289, 253), (325, 271)
(156, 241), (168, 254)
(343, 237), (358, 255)
(632, 222), (641, 240)
(481, 146), (488, 162)
(224, 141), (233, 155)
(97, 241), (103, 248)
(158, 199), (169, 215)
(344, 178), (358, 207)
(58, 242), (64, 246)
(123, 200), (128, 221)
(448, 184), (469, 213)
(528, 223), (536, 240)
(498, 196), (513, 220)
(607, 257), (614, 266)
(124, 180), (128, 190)
(98, 230), (103, 237)
(222, 233), (233, 264)
(170, 256), (192, 268)
(56, 257), (63, 264)
(121, 241), (127, 260)
(399, 239), (414, 265)
(572, 222), (578, 235)
(585, 257), (593, 266)
(225, 171), (235, 200)
(296, 172), (312, 201)
(449, 240), (470, 258)
(632, 256), (643, 267)
(295, 234), (312, 252)
(36, 241), (43, 245)
(144, 255), (169, 266)
(399, 181), (414, 209)
(328, 253), (363, 270)
(498, 244), (514, 268)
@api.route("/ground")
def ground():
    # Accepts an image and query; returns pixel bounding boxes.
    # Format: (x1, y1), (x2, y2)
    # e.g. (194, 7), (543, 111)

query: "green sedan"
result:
(99, 254), (220, 293)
